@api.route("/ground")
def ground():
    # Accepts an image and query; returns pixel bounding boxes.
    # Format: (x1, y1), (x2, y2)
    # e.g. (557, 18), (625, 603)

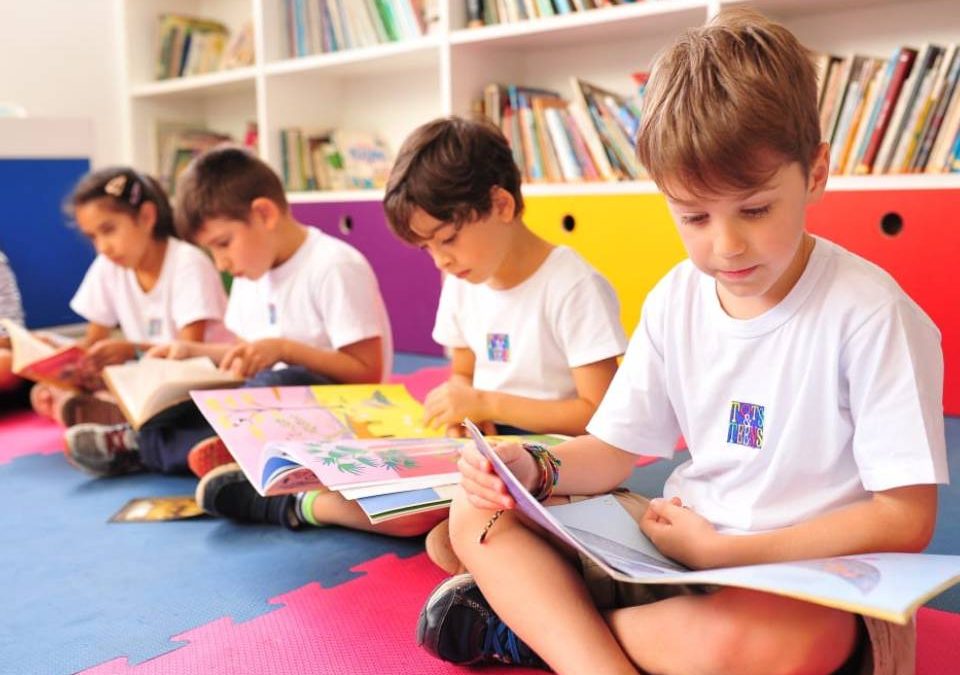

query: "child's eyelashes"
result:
(678, 205), (771, 225)
(680, 213), (708, 225)
(742, 205), (771, 219)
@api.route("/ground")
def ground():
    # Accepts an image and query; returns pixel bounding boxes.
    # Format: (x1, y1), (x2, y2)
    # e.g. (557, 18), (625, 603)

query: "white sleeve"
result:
(170, 247), (228, 330)
(316, 261), (387, 349)
(587, 285), (680, 458)
(431, 275), (468, 349)
(69, 256), (119, 328)
(0, 253), (24, 333)
(553, 273), (626, 368)
(843, 298), (948, 491)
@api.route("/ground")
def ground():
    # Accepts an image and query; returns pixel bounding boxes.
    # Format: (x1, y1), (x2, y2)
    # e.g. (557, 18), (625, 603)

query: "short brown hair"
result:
(383, 116), (523, 243)
(174, 145), (289, 240)
(636, 7), (820, 198)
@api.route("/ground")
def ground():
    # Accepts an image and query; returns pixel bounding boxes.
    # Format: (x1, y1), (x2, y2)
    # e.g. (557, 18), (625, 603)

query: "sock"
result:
(295, 491), (324, 527)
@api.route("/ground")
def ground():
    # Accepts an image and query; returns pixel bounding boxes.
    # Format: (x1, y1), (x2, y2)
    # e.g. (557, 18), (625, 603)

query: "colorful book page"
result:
(307, 384), (443, 439)
(271, 437), (462, 491)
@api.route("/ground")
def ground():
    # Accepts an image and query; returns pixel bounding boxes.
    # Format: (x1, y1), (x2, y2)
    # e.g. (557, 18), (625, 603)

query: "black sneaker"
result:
(196, 463), (301, 530)
(416, 573), (548, 669)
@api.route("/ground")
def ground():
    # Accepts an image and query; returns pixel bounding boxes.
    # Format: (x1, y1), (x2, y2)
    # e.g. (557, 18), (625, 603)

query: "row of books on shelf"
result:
(479, 75), (647, 183)
(156, 122), (258, 195)
(9, 326), (960, 624)
(817, 43), (960, 176)
(284, 0), (437, 57)
(280, 128), (393, 191)
(465, 0), (641, 26)
(154, 14), (255, 80)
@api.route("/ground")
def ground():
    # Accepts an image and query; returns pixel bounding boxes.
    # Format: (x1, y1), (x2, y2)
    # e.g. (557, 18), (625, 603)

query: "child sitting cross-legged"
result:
(382, 116), (627, 572)
(416, 10), (948, 675)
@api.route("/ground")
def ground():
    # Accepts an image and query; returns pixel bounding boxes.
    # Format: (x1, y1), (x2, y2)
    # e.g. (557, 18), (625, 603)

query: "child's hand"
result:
(640, 497), (722, 569)
(85, 339), (136, 369)
(424, 380), (488, 430)
(458, 440), (538, 511)
(220, 339), (286, 378)
(146, 341), (193, 360)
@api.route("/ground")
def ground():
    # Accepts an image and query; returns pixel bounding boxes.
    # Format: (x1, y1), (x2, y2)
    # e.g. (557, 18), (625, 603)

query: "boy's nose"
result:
(713, 221), (747, 258)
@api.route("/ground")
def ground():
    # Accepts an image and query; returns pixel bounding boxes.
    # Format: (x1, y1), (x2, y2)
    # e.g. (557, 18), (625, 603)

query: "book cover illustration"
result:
(109, 496), (205, 523)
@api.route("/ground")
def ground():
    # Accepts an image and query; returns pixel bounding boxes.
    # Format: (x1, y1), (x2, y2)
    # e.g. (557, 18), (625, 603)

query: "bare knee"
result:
(691, 590), (857, 675)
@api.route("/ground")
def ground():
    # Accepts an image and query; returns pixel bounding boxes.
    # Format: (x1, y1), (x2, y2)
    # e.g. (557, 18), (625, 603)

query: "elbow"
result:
(901, 514), (937, 552)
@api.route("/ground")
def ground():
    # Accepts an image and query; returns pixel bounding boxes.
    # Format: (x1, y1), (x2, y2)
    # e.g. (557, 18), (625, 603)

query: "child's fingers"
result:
(144, 343), (168, 358)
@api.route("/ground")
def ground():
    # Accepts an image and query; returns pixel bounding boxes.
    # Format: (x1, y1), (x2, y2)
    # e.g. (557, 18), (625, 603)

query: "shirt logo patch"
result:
(147, 318), (162, 337)
(268, 303), (278, 325)
(726, 401), (765, 449)
(487, 333), (510, 362)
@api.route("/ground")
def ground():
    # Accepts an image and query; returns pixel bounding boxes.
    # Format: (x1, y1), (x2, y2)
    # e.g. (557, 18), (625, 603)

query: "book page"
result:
(104, 357), (239, 428)
(1, 319), (89, 389)
(464, 419), (960, 624)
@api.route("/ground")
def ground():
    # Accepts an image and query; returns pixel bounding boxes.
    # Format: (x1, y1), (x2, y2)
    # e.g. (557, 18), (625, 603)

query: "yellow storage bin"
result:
(524, 194), (686, 335)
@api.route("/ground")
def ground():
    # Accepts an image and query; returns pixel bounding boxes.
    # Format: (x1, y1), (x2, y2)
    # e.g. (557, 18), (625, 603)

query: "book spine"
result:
(856, 48), (917, 174)
(912, 46), (960, 172)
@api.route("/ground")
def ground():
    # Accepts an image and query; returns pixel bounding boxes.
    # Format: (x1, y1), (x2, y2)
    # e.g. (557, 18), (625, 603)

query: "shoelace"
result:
(482, 615), (526, 664)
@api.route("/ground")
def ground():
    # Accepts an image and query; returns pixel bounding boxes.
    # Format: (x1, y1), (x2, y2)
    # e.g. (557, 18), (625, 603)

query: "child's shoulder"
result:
(295, 226), (372, 277)
(539, 245), (611, 289)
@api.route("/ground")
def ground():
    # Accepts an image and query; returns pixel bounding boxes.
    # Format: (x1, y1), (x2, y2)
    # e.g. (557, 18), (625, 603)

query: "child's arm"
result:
(641, 484), (938, 570)
(220, 336), (382, 384)
(458, 433), (637, 511)
(85, 320), (207, 369)
(146, 340), (233, 363)
(424, 351), (619, 436)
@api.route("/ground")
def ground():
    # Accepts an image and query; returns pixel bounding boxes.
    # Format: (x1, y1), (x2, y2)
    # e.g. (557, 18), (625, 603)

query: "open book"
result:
(191, 384), (447, 496)
(464, 419), (960, 625)
(0, 319), (92, 390)
(103, 357), (241, 430)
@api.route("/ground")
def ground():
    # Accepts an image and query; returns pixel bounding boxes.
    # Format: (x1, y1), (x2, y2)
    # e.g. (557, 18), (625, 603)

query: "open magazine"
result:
(0, 319), (94, 390)
(103, 357), (241, 430)
(464, 419), (960, 625)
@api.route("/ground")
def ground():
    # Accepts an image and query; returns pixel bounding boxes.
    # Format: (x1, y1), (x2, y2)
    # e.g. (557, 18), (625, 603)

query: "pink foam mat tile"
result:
(79, 553), (544, 675)
(0, 410), (64, 464)
(917, 607), (960, 674)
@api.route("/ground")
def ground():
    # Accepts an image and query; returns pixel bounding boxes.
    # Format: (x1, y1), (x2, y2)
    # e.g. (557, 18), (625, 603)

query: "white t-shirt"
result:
(70, 237), (228, 343)
(588, 237), (948, 533)
(433, 246), (626, 402)
(225, 227), (393, 381)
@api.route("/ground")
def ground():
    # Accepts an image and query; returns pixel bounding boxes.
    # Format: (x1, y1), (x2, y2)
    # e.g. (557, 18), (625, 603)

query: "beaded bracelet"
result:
(477, 442), (562, 544)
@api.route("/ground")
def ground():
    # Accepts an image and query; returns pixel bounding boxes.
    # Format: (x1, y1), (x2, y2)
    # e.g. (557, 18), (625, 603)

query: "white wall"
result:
(0, 0), (122, 166)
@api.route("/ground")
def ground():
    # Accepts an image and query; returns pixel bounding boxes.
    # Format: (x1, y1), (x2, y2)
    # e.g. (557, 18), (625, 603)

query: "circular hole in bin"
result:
(561, 214), (576, 233)
(880, 212), (903, 237)
(338, 215), (354, 235)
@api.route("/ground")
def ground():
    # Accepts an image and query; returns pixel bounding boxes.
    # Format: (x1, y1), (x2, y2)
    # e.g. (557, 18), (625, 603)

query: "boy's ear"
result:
(250, 196), (282, 230)
(490, 186), (517, 223)
(805, 143), (830, 204)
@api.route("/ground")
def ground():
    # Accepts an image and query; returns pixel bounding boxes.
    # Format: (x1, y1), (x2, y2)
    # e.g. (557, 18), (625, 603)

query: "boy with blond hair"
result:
(417, 9), (947, 675)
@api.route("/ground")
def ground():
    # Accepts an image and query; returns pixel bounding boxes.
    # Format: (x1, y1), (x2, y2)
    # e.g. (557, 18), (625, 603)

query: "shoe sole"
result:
(195, 462), (244, 516)
(60, 395), (127, 427)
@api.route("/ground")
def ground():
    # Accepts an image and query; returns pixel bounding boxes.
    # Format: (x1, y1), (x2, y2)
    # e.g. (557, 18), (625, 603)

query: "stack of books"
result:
(816, 44), (960, 175)
(479, 76), (647, 183)
(284, 0), (436, 57)
(278, 128), (392, 191)
(466, 0), (641, 27)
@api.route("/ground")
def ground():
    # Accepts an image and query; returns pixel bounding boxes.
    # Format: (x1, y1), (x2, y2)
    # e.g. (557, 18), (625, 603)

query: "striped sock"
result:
(295, 491), (324, 527)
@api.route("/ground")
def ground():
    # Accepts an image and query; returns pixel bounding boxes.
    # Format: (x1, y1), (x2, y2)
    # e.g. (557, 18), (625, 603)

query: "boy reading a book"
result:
(68, 147), (393, 482)
(382, 116), (627, 571)
(417, 9), (948, 675)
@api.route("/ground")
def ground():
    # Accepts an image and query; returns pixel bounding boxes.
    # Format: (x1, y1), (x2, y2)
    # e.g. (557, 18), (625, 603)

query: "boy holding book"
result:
(418, 9), (947, 675)
(68, 147), (393, 482)
(382, 116), (627, 570)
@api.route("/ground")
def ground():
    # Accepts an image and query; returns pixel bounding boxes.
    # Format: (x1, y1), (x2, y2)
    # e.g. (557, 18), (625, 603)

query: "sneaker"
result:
(187, 436), (234, 478)
(59, 394), (127, 427)
(425, 518), (465, 576)
(65, 423), (144, 476)
(416, 573), (548, 668)
(196, 463), (301, 530)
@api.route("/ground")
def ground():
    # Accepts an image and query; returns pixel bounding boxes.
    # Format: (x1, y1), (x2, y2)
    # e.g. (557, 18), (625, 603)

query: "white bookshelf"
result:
(116, 0), (960, 197)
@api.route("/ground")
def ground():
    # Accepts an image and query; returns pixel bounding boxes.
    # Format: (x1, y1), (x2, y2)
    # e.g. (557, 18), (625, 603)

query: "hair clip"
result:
(104, 175), (127, 197)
